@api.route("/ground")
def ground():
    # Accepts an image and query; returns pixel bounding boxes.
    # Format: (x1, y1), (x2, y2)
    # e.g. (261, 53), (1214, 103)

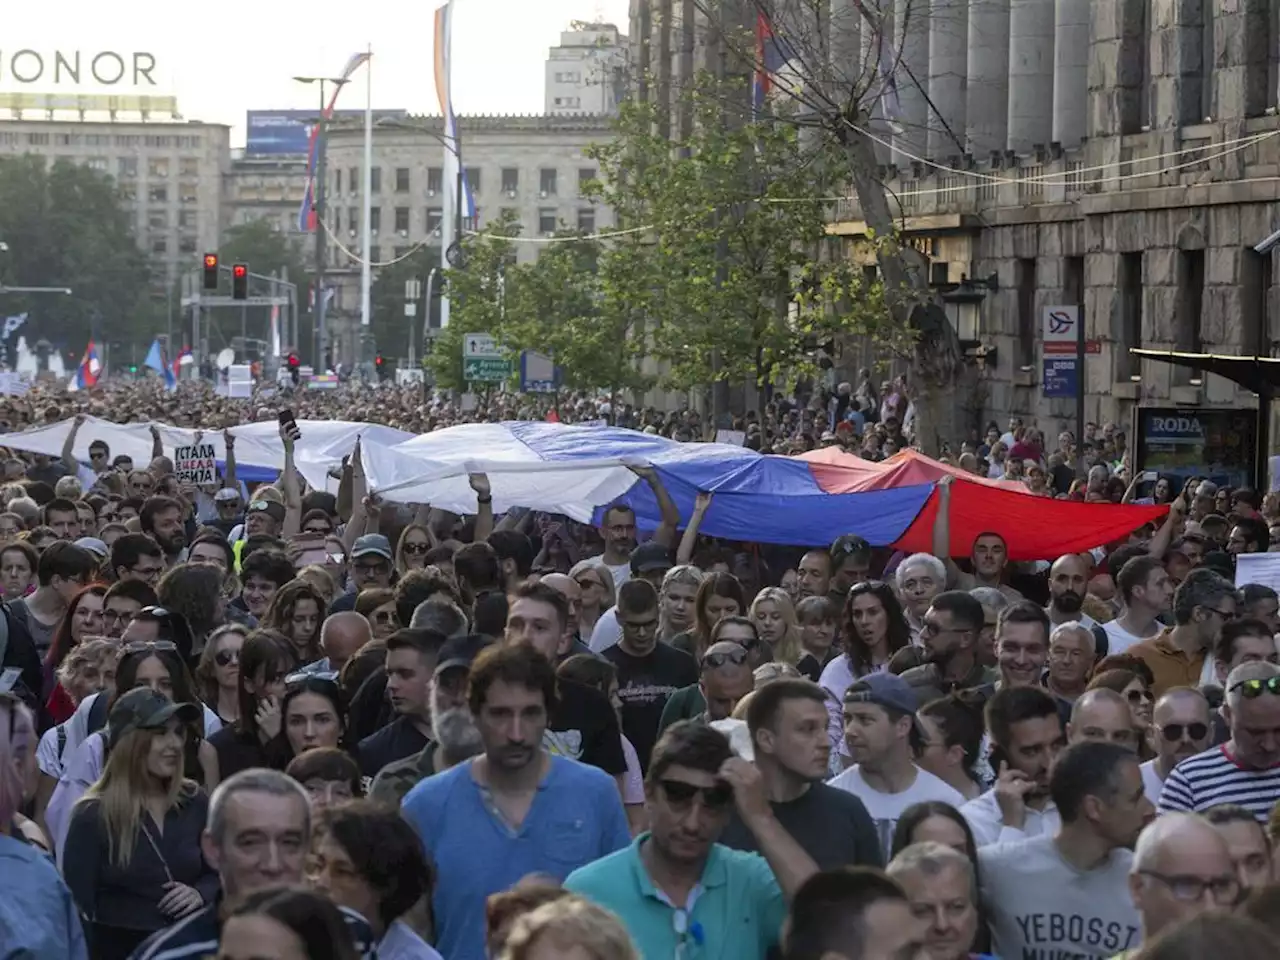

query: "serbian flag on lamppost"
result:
(297, 51), (373, 233)
(69, 340), (101, 391)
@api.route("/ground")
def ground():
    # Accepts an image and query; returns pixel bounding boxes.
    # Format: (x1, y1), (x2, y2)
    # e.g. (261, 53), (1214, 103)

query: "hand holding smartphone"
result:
(278, 408), (301, 442)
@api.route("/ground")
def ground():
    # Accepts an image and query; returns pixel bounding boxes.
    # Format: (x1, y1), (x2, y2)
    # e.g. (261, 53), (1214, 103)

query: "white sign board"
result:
(174, 443), (216, 485)
(1042, 305), (1079, 343)
(463, 333), (499, 358)
(1236, 553), (1280, 594)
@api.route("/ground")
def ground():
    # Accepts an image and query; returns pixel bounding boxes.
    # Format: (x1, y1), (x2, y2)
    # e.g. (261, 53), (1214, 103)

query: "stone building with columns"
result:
(636, 0), (1280, 438)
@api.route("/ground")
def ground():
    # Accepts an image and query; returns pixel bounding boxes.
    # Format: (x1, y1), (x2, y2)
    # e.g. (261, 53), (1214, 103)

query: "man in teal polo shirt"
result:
(565, 720), (820, 960)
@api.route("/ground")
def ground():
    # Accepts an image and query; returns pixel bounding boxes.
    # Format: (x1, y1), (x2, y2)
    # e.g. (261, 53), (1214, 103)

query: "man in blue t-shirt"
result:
(401, 643), (630, 960)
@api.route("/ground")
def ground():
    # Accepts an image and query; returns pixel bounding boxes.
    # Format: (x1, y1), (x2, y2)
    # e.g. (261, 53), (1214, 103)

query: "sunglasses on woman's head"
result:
(122, 640), (178, 655)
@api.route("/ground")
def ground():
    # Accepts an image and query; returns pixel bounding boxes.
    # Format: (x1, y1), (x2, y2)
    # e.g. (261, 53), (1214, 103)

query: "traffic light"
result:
(202, 253), (219, 290)
(375, 354), (385, 379)
(232, 263), (248, 300)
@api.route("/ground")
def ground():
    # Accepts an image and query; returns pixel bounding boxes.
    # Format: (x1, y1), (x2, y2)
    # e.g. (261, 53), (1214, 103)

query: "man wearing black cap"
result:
(369, 634), (492, 805)
(588, 540), (675, 653)
(829, 535), (872, 607)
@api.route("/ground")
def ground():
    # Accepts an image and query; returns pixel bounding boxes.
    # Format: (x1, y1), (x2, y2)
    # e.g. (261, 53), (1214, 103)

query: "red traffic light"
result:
(203, 254), (218, 269)
(287, 354), (300, 369)
(202, 252), (219, 290)
(232, 264), (247, 279)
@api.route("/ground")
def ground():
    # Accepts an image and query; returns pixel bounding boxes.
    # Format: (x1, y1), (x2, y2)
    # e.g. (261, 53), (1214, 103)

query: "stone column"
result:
(893, 0), (931, 162)
(1007, 0), (1056, 152)
(966, 0), (1011, 156)
(927, 0), (968, 159)
(1052, 0), (1089, 146)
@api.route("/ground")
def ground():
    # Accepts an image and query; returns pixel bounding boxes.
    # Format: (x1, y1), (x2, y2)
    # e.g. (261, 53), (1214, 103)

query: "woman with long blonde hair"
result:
(750, 587), (803, 665)
(62, 687), (216, 959)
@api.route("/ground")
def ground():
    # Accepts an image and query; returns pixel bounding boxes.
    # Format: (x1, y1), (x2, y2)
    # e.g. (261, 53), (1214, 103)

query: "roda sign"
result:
(1149, 417), (1203, 435)
(0, 50), (158, 88)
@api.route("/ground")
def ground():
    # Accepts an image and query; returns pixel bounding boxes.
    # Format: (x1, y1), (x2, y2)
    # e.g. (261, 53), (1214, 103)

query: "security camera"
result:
(1255, 227), (1280, 255)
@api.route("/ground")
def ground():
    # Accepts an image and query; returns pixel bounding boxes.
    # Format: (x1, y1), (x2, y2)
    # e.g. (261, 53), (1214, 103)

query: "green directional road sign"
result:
(463, 356), (512, 382)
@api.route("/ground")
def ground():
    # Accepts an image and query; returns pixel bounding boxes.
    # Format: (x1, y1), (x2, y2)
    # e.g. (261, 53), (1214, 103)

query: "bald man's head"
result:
(320, 611), (373, 671)
(700, 641), (753, 722)
(1131, 814), (1236, 939)
(1069, 688), (1138, 751)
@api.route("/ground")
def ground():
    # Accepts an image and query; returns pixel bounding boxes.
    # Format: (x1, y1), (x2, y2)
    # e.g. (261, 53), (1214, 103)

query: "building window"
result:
(395, 167), (410, 192)
(1015, 258), (1036, 369)
(346, 207), (357, 233)
(1242, 247), (1273, 355)
(553, 96), (581, 108)
(148, 184), (168, 203)
(539, 168), (557, 196)
(538, 208), (557, 235)
(178, 235), (198, 254)
(178, 210), (197, 229)
(426, 207), (443, 233)
(370, 167), (382, 194)
(335, 169), (342, 194)
(86, 157), (108, 172)
(1064, 256), (1085, 308)
(148, 210), (168, 230)
(370, 245), (381, 263)
(1118, 252), (1144, 381)
(348, 168), (358, 195)
(501, 168), (519, 194)
(427, 167), (443, 195)
(577, 208), (596, 233)
(466, 167), (481, 193)
(179, 183), (198, 204)
(179, 158), (199, 178)
(369, 207), (382, 232)
(578, 167), (596, 194)
(151, 237), (168, 255)
(26, 132), (49, 146)
(148, 157), (170, 178)
(1174, 249), (1205, 386)
(394, 207), (410, 232)
(462, 213), (479, 232)
(118, 156), (138, 178)
(119, 183), (136, 201)
(555, 71), (582, 82)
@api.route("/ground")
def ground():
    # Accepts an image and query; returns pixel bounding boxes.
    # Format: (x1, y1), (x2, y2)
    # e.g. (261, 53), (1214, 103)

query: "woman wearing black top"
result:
(63, 688), (217, 960)
(204, 630), (295, 788)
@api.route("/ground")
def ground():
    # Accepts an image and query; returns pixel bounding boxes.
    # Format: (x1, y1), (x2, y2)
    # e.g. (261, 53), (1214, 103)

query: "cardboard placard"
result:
(174, 443), (216, 486)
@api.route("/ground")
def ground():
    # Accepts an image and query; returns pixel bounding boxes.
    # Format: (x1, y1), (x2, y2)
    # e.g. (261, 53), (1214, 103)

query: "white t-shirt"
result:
(588, 606), (623, 653)
(582, 554), (631, 591)
(1102, 618), (1157, 656)
(827, 763), (965, 854)
(1139, 759), (1166, 806)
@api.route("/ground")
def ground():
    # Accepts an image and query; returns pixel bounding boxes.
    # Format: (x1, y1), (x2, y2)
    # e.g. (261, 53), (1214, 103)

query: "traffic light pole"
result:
(313, 82), (330, 373)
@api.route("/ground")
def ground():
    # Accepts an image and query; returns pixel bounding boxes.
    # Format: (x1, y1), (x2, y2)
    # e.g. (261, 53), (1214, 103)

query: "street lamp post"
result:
(293, 75), (349, 372)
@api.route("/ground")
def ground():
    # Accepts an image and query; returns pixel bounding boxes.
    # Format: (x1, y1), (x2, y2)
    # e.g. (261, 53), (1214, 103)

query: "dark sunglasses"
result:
(214, 649), (240, 667)
(658, 778), (734, 809)
(1126, 688), (1154, 704)
(122, 640), (178, 656)
(1160, 722), (1209, 742)
(1230, 676), (1280, 698)
(402, 542), (430, 555)
(702, 647), (750, 669)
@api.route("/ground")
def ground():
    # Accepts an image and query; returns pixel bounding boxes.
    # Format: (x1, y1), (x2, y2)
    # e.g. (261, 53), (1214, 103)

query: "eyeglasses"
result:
(1160, 722), (1209, 742)
(1138, 870), (1240, 904)
(1230, 676), (1280, 698)
(122, 640), (178, 656)
(373, 610), (396, 625)
(702, 647), (750, 669)
(621, 617), (658, 633)
(1204, 606), (1237, 621)
(658, 778), (734, 810)
(1125, 688), (1154, 704)
(402, 542), (430, 555)
(214, 649), (240, 667)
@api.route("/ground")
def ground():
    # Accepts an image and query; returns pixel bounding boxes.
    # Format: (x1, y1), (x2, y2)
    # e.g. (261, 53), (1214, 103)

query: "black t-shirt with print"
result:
(547, 679), (627, 776)
(601, 642), (698, 771)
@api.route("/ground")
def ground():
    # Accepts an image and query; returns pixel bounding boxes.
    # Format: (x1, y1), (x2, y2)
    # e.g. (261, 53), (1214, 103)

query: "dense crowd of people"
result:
(0, 373), (1277, 960)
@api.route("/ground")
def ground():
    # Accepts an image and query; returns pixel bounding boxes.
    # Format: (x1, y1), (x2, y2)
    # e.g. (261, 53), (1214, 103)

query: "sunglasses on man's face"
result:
(1160, 722), (1208, 742)
(1230, 676), (1280, 698)
(658, 778), (734, 810)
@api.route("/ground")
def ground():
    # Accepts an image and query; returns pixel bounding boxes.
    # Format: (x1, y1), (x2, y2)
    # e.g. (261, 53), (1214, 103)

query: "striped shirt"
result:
(1156, 744), (1280, 822)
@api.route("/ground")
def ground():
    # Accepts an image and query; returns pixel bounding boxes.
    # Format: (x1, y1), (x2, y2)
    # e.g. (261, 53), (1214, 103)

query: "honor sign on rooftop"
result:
(0, 49), (159, 88)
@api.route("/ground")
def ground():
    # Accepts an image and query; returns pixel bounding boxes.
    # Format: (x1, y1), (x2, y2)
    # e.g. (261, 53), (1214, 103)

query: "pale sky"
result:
(4, 0), (631, 146)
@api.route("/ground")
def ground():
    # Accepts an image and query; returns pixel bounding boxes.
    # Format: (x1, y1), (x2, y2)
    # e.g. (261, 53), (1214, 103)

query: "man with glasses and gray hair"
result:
(130, 768), (377, 959)
(1159, 661), (1280, 821)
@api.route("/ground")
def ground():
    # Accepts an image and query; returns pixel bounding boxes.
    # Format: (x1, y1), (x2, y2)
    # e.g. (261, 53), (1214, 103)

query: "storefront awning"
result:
(1130, 349), (1280, 396)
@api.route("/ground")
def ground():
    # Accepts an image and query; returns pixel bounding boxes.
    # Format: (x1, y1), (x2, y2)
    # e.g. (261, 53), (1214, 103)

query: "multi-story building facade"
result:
(319, 113), (615, 361)
(545, 22), (629, 115)
(223, 153), (307, 237)
(0, 112), (229, 286)
(636, 0), (1280, 436)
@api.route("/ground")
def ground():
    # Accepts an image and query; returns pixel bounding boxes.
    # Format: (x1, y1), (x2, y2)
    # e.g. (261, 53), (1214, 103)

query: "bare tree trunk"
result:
(841, 121), (959, 455)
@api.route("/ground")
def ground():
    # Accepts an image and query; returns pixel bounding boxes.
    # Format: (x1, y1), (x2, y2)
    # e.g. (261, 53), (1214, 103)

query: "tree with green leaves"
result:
(0, 155), (156, 354)
(369, 246), (441, 362)
(587, 76), (903, 411)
